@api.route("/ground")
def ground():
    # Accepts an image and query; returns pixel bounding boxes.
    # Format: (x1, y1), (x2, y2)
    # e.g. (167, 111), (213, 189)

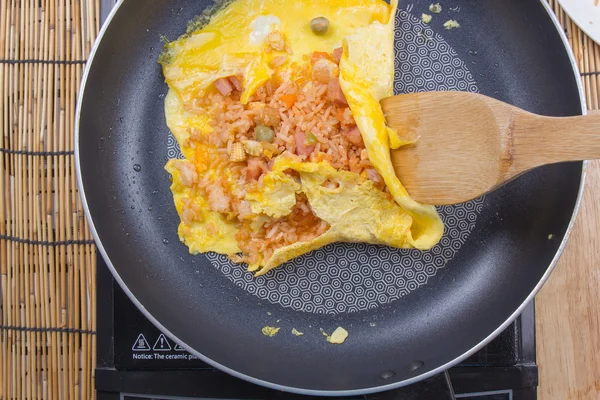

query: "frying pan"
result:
(76, 0), (585, 395)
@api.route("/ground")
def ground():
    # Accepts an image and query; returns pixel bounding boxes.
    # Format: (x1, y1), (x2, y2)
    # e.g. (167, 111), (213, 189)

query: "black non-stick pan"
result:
(76, 0), (585, 395)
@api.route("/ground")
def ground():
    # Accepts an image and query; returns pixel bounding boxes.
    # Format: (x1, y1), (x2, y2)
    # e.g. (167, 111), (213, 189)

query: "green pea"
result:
(310, 17), (329, 35)
(255, 124), (275, 143)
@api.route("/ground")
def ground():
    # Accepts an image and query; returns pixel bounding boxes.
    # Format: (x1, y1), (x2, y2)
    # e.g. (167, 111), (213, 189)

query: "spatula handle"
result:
(514, 112), (600, 171)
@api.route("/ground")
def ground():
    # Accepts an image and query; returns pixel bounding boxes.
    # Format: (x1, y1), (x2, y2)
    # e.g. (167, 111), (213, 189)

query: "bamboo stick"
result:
(1, 0), (8, 394)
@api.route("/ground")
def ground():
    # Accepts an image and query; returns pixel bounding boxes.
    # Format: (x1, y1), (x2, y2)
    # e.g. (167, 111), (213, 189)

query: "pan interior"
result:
(78, 0), (582, 393)
(163, 9), (486, 314)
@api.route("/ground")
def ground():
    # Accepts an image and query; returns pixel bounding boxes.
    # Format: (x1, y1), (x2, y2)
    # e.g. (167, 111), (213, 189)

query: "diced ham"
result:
(229, 76), (243, 92)
(214, 77), (233, 96)
(294, 131), (316, 157)
(312, 58), (339, 84)
(336, 108), (346, 123)
(344, 125), (364, 147)
(327, 78), (348, 106)
(245, 157), (267, 181)
(332, 47), (343, 64)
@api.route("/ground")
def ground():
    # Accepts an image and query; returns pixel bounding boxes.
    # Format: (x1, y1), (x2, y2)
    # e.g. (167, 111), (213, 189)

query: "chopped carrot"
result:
(279, 94), (297, 108)
(310, 51), (332, 65)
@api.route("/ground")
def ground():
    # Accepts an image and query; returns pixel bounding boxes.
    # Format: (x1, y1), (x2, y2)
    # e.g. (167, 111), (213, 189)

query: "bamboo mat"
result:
(0, 0), (100, 399)
(550, 0), (600, 111)
(0, 1), (597, 399)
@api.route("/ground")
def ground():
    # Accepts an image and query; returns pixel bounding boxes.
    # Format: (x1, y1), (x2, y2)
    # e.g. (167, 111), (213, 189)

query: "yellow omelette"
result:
(161, 0), (444, 276)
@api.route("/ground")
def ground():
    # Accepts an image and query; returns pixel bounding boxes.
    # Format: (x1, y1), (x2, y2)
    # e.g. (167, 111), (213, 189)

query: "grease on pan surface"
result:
(160, 0), (443, 276)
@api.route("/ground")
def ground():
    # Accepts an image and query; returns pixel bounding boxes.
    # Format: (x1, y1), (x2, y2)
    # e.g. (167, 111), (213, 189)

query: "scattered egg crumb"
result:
(262, 326), (280, 337)
(443, 20), (460, 30)
(267, 311), (272, 316)
(421, 13), (432, 24)
(548, 234), (553, 239)
(370, 322), (377, 327)
(320, 328), (329, 337)
(291, 328), (304, 336)
(429, 3), (442, 13)
(327, 327), (349, 344)
(276, 319), (281, 323)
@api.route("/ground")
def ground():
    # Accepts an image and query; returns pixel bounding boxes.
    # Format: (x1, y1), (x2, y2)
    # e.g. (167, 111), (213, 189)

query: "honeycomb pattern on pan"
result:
(394, 10), (479, 94)
(168, 10), (483, 314)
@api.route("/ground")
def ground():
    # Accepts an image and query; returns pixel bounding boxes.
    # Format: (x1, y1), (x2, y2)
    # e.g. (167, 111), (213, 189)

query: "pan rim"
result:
(75, 0), (587, 395)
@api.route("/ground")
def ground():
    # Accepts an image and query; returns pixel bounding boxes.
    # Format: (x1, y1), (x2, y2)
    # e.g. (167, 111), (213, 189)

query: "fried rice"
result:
(176, 49), (386, 267)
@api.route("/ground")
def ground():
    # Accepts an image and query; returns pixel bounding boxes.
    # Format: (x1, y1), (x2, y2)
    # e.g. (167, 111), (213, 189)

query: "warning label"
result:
(174, 343), (185, 351)
(152, 334), (172, 351)
(129, 333), (200, 362)
(131, 334), (151, 351)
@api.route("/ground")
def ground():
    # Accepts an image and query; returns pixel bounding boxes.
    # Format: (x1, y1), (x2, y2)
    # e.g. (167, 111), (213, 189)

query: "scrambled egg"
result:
(164, 96), (241, 254)
(338, 12), (444, 249)
(261, 326), (280, 337)
(161, 0), (393, 106)
(161, 0), (444, 275)
(245, 171), (300, 218)
(251, 154), (417, 275)
(291, 328), (304, 336)
(443, 20), (461, 30)
(327, 327), (349, 344)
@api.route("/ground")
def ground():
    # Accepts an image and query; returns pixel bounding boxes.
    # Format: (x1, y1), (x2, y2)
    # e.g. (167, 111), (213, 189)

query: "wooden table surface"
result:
(536, 159), (600, 399)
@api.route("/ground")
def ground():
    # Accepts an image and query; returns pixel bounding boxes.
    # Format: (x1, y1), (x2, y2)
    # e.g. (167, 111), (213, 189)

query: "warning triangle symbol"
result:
(132, 334), (151, 351)
(174, 343), (186, 351)
(152, 334), (172, 351)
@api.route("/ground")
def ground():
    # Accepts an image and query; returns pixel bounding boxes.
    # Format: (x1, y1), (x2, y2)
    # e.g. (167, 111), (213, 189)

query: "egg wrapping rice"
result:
(172, 56), (382, 267)
(161, 0), (444, 276)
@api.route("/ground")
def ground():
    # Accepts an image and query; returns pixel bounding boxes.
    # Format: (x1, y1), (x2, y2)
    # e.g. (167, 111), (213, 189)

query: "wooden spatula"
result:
(380, 91), (596, 205)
